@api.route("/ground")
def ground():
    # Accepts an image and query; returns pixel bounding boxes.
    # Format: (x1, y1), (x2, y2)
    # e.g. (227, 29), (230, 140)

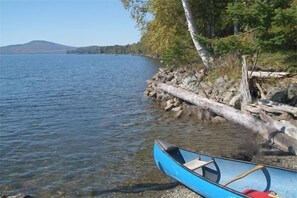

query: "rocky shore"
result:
(143, 66), (297, 197)
(144, 67), (296, 124)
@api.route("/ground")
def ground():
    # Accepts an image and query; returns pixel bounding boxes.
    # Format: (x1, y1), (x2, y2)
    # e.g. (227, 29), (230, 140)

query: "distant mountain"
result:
(0, 40), (77, 54)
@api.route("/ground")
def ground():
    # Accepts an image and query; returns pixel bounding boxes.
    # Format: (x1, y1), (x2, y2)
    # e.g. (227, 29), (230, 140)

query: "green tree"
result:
(225, 0), (297, 52)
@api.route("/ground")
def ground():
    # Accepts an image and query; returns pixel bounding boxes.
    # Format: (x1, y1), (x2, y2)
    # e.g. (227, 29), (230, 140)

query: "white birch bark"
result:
(181, 0), (213, 69)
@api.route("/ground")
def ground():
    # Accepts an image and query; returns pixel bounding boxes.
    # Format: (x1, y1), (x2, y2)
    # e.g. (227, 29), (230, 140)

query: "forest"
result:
(121, 0), (297, 73)
(67, 43), (144, 55)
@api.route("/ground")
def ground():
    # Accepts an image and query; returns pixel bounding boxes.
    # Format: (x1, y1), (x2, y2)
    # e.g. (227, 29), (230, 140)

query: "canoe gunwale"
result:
(154, 139), (297, 197)
(154, 139), (297, 173)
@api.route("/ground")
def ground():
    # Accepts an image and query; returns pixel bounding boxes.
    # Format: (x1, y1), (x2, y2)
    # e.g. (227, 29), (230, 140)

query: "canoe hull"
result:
(153, 140), (297, 198)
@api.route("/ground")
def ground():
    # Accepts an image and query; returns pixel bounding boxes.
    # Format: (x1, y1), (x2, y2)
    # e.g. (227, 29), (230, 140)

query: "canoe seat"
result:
(184, 159), (214, 170)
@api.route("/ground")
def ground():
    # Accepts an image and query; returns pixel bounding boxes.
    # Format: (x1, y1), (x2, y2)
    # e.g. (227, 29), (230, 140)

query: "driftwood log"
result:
(245, 101), (297, 117)
(259, 112), (297, 140)
(240, 56), (252, 106)
(158, 83), (297, 155)
(248, 71), (290, 78)
(244, 99), (297, 140)
(258, 100), (297, 117)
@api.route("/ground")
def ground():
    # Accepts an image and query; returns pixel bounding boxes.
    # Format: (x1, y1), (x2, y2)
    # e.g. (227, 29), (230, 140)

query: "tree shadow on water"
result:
(90, 182), (179, 196)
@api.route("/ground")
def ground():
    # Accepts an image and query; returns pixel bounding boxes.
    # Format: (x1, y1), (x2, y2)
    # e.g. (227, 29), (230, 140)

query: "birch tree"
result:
(181, 0), (214, 69)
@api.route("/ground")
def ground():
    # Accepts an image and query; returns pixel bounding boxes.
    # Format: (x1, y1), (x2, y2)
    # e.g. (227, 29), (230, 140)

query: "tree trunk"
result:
(158, 83), (297, 155)
(234, 21), (239, 35)
(233, 0), (239, 35)
(181, 0), (213, 69)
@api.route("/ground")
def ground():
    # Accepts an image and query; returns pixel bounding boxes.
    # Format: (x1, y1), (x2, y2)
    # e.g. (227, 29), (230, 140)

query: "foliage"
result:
(121, 0), (148, 31)
(196, 32), (256, 55)
(225, 0), (297, 52)
(141, 1), (191, 59)
(121, 0), (297, 71)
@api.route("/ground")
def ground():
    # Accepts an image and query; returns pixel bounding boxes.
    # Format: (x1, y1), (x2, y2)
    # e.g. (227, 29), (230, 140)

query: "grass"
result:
(203, 50), (296, 82)
(257, 50), (297, 73)
(205, 55), (242, 82)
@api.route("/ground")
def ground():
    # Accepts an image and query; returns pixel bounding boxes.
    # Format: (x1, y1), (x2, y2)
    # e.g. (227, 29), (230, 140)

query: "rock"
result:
(179, 84), (187, 89)
(213, 76), (226, 88)
(173, 100), (181, 107)
(211, 76), (228, 99)
(288, 84), (297, 106)
(167, 74), (174, 82)
(2, 194), (32, 198)
(212, 116), (226, 124)
(196, 89), (208, 98)
(288, 96), (297, 107)
(196, 108), (203, 120)
(173, 110), (183, 118)
(229, 94), (242, 109)
(182, 105), (192, 117)
(163, 93), (172, 100)
(149, 90), (157, 98)
(164, 100), (174, 111)
(159, 76), (167, 83)
(266, 87), (288, 103)
(203, 110), (212, 121)
(144, 90), (150, 96)
(170, 78), (177, 85)
(195, 71), (205, 82)
(288, 83), (297, 99)
(156, 91), (164, 100)
(222, 90), (236, 104)
(201, 82), (212, 95)
(182, 75), (197, 86)
(172, 106), (182, 112)
(173, 98), (181, 106)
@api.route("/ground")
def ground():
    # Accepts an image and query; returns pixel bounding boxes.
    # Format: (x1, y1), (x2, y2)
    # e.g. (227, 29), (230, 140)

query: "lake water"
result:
(0, 54), (256, 197)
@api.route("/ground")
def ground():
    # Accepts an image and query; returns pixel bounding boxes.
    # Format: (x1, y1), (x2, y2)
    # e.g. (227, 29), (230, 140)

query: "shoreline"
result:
(142, 66), (297, 197)
(2, 65), (296, 198)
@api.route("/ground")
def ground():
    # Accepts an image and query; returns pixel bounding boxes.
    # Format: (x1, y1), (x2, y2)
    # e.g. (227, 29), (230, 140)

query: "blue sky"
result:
(0, 0), (141, 47)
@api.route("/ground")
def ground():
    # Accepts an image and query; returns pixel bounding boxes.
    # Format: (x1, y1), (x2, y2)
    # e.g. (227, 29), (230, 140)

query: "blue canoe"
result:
(154, 140), (297, 198)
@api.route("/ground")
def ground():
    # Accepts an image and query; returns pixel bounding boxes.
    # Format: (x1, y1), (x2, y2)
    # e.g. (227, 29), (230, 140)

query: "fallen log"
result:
(260, 111), (297, 140)
(245, 100), (297, 117)
(248, 71), (290, 78)
(158, 83), (297, 155)
(258, 99), (297, 117)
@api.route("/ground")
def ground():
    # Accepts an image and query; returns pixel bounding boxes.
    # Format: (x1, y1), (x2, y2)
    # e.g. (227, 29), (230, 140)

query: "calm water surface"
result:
(0, 54), (256, 197)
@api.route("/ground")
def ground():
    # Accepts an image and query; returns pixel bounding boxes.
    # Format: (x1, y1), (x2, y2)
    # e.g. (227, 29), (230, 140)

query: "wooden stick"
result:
(223, 164), (264, 186)
(255, 82), (267, 99)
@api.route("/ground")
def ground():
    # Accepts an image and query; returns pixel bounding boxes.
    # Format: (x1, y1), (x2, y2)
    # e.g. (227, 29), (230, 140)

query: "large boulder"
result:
(213, 76), (226, 89)
(288, 83), (297, 106)
(266, 87), (288, 103)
